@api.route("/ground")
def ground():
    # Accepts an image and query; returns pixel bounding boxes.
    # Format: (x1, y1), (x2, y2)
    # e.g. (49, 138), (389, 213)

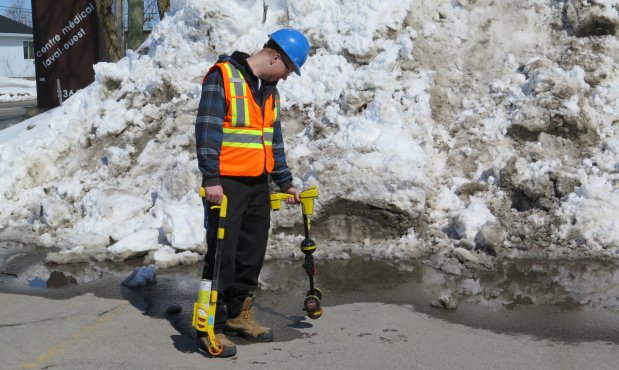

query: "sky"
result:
(0, 1), (159, 29)
(0, 0), (30, 18)
(1, 0), (619, 282)
(0, 0), (30, 10)
(0, 0), (31, 30)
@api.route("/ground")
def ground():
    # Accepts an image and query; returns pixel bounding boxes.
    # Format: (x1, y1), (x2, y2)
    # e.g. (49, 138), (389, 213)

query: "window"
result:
(23, 41), (34, 59)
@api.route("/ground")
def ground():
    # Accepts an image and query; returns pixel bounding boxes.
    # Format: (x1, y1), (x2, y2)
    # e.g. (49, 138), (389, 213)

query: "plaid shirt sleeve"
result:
(270, 91), (294, 191)
(195, 69), (226, 186)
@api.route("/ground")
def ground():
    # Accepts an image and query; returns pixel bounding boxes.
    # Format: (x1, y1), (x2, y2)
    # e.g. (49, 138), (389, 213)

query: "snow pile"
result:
(1, 0), (619, 271)
(0, 77), (36, 102)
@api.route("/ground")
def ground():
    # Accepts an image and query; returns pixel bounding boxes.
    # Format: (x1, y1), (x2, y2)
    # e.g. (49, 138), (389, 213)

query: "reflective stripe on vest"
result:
(263, 127), (274, 146)
(222, 127), (274, 148)
(221, 63), (250, 127)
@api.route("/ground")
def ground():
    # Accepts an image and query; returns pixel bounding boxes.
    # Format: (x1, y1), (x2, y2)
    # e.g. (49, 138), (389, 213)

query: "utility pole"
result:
(127, 0), (144, 50)
(114, 0), (124, 52)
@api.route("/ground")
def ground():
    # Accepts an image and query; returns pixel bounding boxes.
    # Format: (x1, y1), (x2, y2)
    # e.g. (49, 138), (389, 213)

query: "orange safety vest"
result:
(210, 61), (279, 177)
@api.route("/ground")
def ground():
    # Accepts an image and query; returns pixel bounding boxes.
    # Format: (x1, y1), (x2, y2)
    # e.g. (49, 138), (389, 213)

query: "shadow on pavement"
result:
(2, 240), (619, 345)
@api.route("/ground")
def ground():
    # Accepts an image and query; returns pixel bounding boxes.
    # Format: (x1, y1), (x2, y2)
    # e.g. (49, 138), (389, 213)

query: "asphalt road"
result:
(1, 290), (618, 370)
(1, 252), (618, 370)
(0, 99), (42, 131)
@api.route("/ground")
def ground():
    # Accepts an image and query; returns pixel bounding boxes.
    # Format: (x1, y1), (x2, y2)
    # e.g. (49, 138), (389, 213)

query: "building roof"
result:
(0, 14), (32, 35)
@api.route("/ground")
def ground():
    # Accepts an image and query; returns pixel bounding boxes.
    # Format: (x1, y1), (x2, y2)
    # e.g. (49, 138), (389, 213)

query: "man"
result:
(194, 29), (311, 357)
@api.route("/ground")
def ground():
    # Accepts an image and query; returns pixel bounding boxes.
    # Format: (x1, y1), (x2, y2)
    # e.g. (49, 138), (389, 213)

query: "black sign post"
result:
(31, 0), (105, 108)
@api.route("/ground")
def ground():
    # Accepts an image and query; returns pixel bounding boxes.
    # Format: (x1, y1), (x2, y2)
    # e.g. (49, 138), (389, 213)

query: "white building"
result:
(0, 15), (34, 78)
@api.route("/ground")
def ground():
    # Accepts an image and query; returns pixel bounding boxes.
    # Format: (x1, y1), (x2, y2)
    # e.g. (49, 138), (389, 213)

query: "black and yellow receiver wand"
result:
(270, 186), (322, 319)
(192, 187), (228, 356)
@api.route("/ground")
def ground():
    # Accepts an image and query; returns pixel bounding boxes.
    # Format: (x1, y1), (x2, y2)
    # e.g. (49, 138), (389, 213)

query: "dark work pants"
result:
(200, 175), (270, 334)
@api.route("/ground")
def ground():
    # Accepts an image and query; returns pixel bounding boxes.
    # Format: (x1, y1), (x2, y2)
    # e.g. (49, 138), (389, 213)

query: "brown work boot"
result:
(225, 297), (273, 342)
(197, 333), (237, 358)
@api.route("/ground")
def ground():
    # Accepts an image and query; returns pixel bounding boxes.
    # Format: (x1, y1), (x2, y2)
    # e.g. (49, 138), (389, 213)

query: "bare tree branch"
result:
(0, 55), (30, 78)
(3, 0), (32, 27)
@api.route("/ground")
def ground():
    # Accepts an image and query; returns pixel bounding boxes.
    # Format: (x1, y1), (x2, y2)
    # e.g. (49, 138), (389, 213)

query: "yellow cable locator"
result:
(269, 185), (318, 215)
(269, 186), (323, 319)
(193, 187), (228, 356)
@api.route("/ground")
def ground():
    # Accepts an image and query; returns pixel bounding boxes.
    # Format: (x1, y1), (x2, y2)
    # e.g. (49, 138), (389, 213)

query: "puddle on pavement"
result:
(1, 241), (618, 343)
(27, 271), (78, 288)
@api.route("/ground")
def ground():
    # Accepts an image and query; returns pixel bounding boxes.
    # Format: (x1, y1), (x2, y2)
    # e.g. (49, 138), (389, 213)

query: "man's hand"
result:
(285, 187), (301, 204)
(205, 185), (224, 204)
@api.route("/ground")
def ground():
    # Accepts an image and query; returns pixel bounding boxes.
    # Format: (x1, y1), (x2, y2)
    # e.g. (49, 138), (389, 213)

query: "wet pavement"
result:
(1, 241), (618, 345)
(0, 99), (45, 131)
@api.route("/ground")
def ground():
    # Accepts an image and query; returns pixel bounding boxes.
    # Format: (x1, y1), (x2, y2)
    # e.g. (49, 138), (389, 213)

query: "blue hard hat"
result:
(268, 28), (310, 76)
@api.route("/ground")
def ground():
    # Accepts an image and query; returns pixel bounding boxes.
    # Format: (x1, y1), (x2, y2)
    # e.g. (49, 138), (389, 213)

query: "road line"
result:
(20, 303), (128, 369)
